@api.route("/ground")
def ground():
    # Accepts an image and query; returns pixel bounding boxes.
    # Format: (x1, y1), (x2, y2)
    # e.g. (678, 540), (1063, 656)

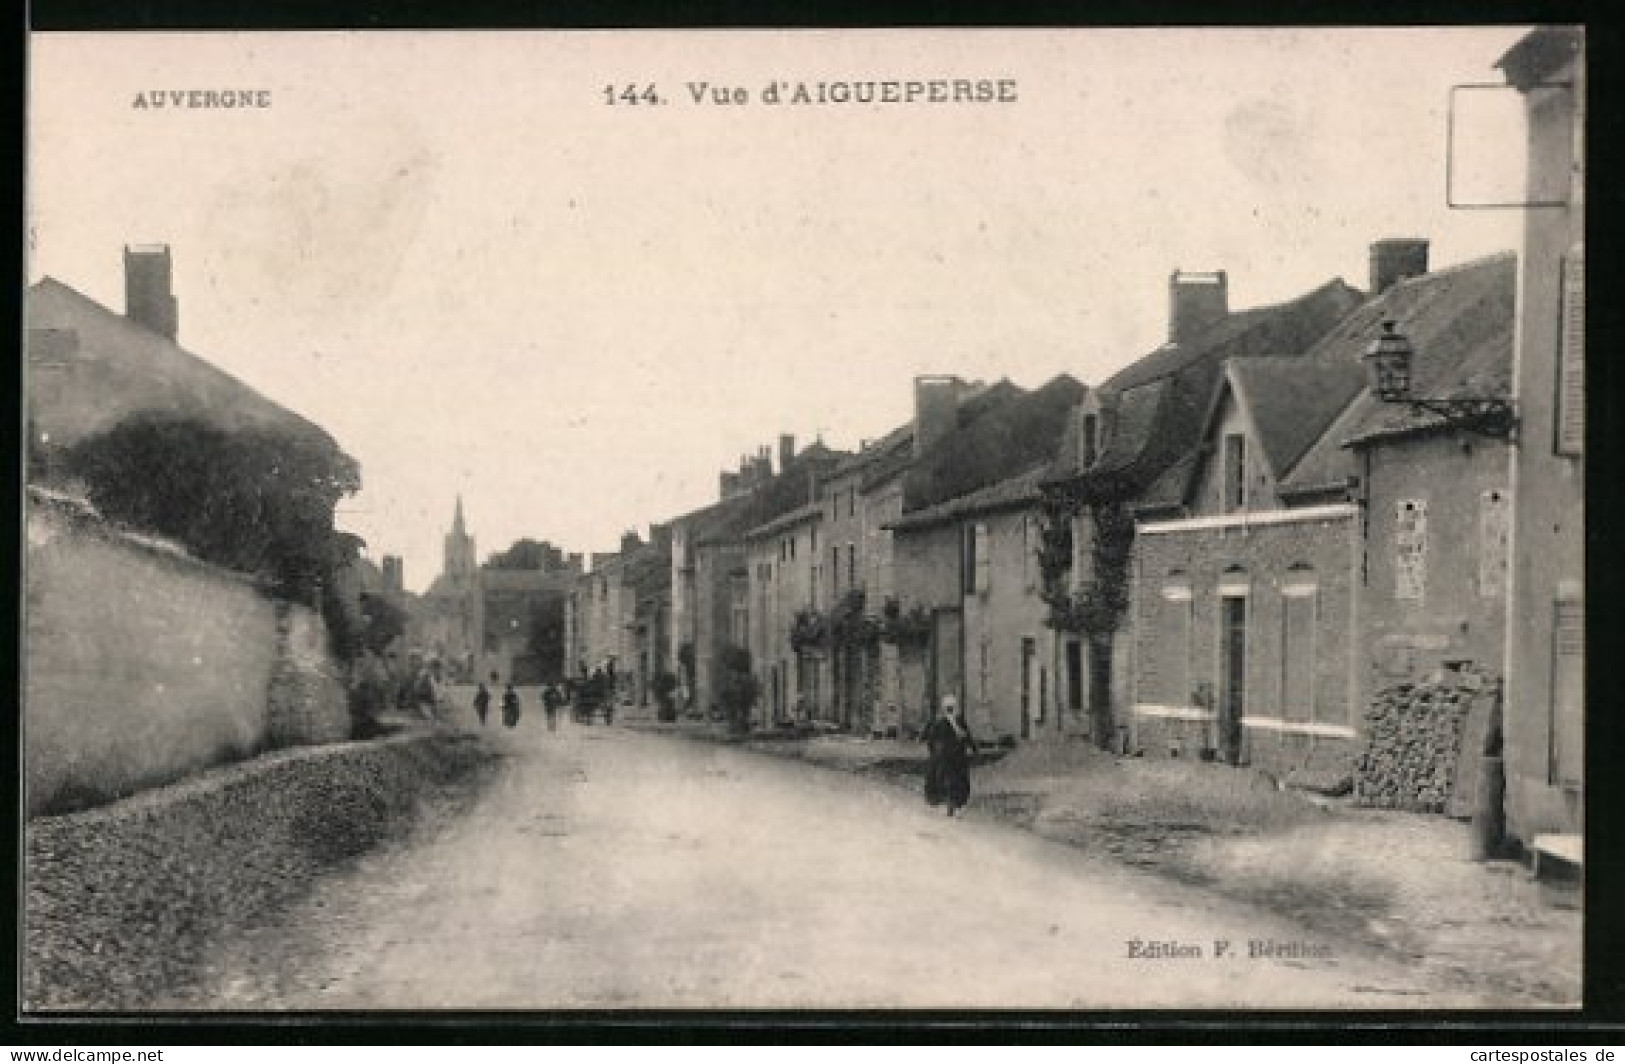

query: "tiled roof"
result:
(26, 278), (341, 452)
(1282, 251), (1515, 490)
(695, 447), (848, 547)
(888, 464), (1049, 531)
(832, 422), (913, 478)
(1229, 357), (1369, 480)
(1047, 277), (1363, 493)
(1132, 450), (1199, 514)
(903, 374), (1084, 511)
(744, 500), (822, 540)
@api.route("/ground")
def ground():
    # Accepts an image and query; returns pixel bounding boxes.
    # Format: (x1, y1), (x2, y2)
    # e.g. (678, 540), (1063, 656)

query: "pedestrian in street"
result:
(543, 684), (560, 732)
(923, 694), (976, 817)
(473, 681), (491, 727)
(502, 681), (522, 728)
(415, 666), (442, 722)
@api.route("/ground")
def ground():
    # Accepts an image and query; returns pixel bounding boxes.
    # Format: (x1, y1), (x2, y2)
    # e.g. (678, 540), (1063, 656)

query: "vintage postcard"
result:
(22, 26), (1584, 1015)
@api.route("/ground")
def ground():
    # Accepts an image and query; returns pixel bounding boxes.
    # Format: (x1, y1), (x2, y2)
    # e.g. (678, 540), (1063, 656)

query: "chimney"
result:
(620, 529), (643, 554)
(1369, 238), (1429, 296)
(567, 552), (584, 574)
(914, 375), (964, 457)
(779, 433), (795, 472)
(381, 555), (404, 592)
(1168, 270), (1228, 344)
(124, 245), (179, 342)
(720, 470), (739, 499)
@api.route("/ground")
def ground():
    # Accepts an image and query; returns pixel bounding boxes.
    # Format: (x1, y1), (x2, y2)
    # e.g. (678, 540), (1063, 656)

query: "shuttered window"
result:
(1160, 577), (1193, 706)
(1224, 434), (1247, 513)
(1280, 581), (1317, 724)
(1556, 243), (1585, 456)
(1551, 594), (1584, 787)
(973, 523), (991, 594)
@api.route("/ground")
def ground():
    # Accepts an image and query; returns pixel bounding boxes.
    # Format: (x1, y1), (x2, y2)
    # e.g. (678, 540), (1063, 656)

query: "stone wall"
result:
(24, 732), (497, 1011)
(26, 492), (350, 816)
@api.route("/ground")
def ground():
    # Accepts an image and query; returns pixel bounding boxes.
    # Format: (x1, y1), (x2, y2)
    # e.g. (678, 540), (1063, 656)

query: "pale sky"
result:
(26, 28), (1528, 592)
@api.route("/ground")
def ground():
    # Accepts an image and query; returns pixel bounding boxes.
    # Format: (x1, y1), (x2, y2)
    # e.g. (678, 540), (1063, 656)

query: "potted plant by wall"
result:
(718, 646), (759, 737)
(652, 669), (679, 723)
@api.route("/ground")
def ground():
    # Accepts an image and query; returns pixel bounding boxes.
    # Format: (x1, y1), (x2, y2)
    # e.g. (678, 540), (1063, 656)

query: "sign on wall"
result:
(1395, 499), (1428, 601)
(1479, 489), (1510, 598)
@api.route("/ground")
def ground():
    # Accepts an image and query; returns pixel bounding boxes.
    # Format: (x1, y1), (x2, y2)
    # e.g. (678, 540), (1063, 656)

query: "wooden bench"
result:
(1531, 833), (1584, 880)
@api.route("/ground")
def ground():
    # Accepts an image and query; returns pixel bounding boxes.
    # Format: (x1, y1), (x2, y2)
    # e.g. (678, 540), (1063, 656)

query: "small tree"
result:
(62, 413), (362, 658)
(358, 592), (409, 656)
(718, 646), (759, 736)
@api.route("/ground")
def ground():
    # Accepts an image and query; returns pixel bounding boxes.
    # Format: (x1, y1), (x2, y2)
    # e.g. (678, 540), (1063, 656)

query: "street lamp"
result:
(1362, 320), (1517, 440)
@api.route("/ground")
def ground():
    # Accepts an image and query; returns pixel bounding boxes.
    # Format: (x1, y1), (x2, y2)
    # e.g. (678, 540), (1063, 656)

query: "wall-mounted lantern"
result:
(1362, 320), (1518, 440)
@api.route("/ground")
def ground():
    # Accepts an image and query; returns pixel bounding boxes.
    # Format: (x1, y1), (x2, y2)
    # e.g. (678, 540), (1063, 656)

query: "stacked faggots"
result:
(1354, 665), (1498, 813)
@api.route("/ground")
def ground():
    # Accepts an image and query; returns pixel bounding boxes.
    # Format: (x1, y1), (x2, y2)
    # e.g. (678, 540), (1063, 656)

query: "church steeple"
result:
(444, 495), (476, 581)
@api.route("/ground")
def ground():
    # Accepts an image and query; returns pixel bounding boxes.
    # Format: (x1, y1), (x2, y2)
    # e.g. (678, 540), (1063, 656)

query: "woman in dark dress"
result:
(923, 695), (976, 816)
(501, 682), (521, 728)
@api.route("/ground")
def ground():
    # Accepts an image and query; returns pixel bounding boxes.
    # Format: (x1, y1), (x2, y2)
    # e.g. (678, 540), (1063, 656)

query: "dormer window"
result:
(1081, 413), (1099, 469)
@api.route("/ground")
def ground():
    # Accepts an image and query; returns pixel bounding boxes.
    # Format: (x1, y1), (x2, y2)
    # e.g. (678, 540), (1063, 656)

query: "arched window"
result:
(1159, 570), (1194, 706)
(1281, 564), (1318, 724)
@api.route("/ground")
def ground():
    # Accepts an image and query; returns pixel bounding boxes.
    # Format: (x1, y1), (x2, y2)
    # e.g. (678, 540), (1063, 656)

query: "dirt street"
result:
(194, 719), (1487, 1009)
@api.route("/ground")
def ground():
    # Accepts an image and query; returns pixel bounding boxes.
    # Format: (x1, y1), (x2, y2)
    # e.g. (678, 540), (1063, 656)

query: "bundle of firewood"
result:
(1354, 665), (1493, 812)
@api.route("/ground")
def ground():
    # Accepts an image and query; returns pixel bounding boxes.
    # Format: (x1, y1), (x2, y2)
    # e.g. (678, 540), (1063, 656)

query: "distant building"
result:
(416, 497), (483, 680)
(415, 498), (578, 684)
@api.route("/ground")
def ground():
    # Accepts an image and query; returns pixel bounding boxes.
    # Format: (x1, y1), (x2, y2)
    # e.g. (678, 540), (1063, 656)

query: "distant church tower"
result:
(444, 495), (477, 586)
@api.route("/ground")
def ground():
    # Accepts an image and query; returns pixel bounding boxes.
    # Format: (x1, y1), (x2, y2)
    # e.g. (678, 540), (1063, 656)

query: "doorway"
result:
(1218, 595), (1247, 764)
(1020, 637), (1037, 740)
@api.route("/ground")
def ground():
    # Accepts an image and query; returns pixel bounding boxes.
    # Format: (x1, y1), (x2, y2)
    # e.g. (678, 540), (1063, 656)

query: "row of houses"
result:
(565, 27), (1582, 851)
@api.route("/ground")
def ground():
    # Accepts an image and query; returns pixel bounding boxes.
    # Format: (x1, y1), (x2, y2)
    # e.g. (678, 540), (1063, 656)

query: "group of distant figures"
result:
(471, 676), (566, 731)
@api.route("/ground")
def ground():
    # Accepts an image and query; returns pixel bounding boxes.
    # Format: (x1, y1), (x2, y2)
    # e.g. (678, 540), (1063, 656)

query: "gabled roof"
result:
(903, 374), (1084, 511)
(888, 464), (1049, 531)
(1141, 355), (1366, 515)
(1229, 357), (1369, 479)
(1046, 278), (1363, 492)
(26, 277), (341, 452)
(1281, 251), (1516, 491)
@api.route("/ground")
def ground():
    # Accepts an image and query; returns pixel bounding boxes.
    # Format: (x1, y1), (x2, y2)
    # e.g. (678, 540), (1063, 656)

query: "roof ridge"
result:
(1384, 249), (1517, 297)
(29, 275), (340, 449)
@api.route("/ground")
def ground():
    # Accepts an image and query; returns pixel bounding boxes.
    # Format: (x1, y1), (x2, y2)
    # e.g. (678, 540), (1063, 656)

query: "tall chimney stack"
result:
(124, 245), (179, 342)
(1168, 270), (1228, 344)
(779, 433), (795, 472)
(914, 375), (965, 457)
(1369, 238), (1429, 296)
